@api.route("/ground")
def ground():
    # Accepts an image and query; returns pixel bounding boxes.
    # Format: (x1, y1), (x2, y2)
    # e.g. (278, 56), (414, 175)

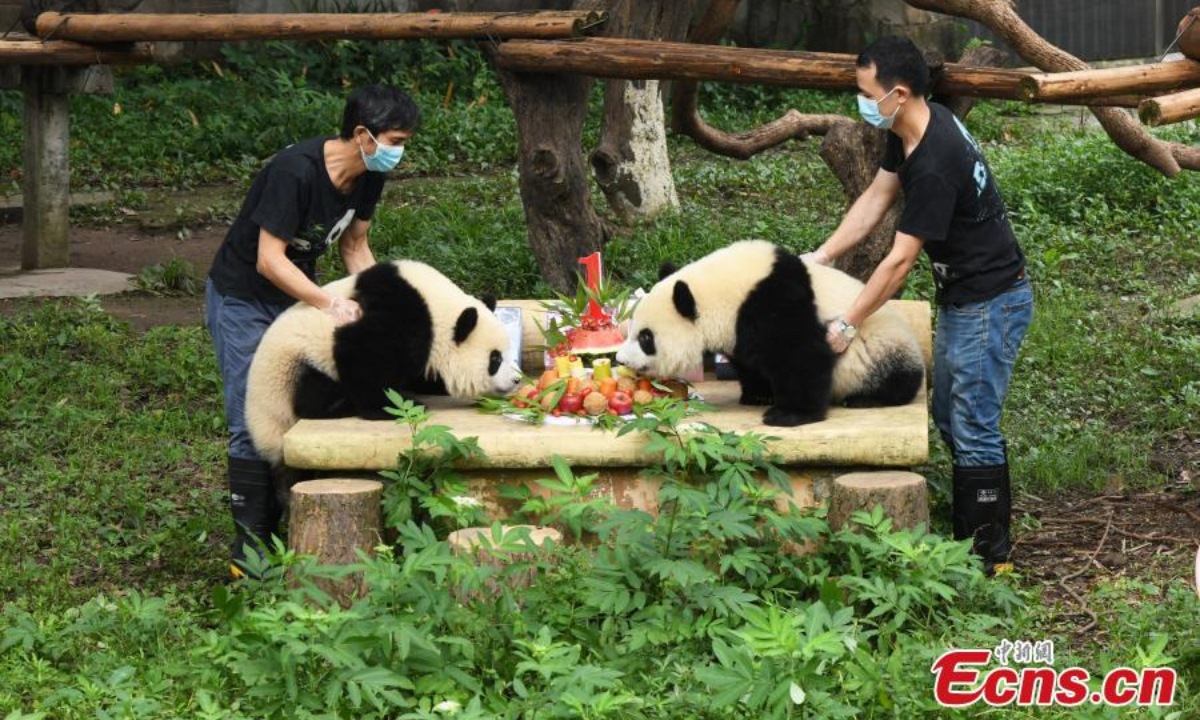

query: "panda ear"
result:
(481, 294), (498, 312)
(453, 307), (479, 345)
(658, 262), (678, 281)
(672, 280), (697, 321)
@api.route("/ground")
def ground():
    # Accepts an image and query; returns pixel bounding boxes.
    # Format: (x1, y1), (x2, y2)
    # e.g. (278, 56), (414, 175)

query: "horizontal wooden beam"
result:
(1139, 87), (1200, 126)
(1019, 59), (1200, 102)
(496, 38), (1032, 101)
(35, 10), (605, 42)
(0, 39), (155, 66)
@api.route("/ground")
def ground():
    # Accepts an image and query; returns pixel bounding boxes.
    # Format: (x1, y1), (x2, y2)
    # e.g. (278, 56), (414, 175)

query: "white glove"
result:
(322, 295), (362, 326)
(801, 248), (832, 266)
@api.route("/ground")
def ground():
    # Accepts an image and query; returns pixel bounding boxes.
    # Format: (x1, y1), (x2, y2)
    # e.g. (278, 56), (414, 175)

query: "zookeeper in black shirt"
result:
(204, 85), (419, 575)
(805, 38), (1033, 575)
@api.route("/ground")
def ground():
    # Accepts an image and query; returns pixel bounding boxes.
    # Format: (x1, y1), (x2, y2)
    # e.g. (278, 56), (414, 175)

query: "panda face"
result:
(616, 278), (705, 378)
(440, 304), (522, 398)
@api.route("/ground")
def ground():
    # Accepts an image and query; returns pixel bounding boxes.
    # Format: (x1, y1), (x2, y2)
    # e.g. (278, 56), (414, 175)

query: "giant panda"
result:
(245, 260), (523, 467)
(615, 240), (924, 427)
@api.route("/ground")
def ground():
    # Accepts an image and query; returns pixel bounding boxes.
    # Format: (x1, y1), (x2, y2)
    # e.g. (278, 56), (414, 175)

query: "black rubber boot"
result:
(952, 463), (1012, 575)
(228, 456), (281, 577)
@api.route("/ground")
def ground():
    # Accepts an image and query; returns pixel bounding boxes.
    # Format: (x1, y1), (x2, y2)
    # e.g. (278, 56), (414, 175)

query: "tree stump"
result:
(288, 479), (383, 606)
(828, 471), (929, 532)
(448, 524), (562, 605)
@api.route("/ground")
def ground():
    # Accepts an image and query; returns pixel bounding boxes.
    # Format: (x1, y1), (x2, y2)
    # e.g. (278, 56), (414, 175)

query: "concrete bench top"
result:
(283, 379), (928, 472)
(282, 298), (931, 473)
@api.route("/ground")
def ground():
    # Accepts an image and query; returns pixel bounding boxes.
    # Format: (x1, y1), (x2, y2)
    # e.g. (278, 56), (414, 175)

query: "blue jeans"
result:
(204, 279), (290, 461)
(932, 277), (1033, 467)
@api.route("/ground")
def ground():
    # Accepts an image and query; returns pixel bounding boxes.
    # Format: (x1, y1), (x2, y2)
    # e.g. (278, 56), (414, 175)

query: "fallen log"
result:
(1019, 59), (1200, 102)
(0, 39), (155, 65)
(35, 10), (605, 42)
(1139, 87), (1200, 126)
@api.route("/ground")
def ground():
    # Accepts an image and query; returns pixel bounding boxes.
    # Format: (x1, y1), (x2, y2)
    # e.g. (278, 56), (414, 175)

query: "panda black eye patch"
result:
(638, 329), (657, 356)
(488, 350), (502, 376)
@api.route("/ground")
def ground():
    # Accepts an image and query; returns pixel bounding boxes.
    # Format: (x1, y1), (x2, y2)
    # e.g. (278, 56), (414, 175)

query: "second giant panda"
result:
(245, 260), (523, 467)
(615, 240), (924, 427)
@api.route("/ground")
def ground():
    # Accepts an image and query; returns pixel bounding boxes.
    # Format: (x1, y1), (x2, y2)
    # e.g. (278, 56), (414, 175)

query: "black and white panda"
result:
(245, 260), (523, 467)
(615, 240), (925, 427)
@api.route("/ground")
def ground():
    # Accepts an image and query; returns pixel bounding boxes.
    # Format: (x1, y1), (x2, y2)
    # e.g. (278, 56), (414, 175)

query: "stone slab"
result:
(0, 267), (134, 299)
(284, 378), (928, 472)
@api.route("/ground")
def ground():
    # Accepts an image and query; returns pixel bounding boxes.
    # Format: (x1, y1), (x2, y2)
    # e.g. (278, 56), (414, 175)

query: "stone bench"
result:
(282, 299), (932, 517)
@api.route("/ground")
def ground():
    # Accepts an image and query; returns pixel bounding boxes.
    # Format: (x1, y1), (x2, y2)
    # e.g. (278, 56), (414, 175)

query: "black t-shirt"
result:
(209, 136), (385, 306)
(881, 103), (1025, 305)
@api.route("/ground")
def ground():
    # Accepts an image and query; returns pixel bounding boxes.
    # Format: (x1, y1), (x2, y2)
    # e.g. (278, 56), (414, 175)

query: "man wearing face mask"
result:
(205, 84), (418, 575)
(804, 37), (1032, 576)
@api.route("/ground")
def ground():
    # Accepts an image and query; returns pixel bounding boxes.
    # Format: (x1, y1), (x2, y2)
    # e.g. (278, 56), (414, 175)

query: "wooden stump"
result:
(828, 471), (929, 532)
(288, 479), (383, 606)
(448, 525), (562, 604)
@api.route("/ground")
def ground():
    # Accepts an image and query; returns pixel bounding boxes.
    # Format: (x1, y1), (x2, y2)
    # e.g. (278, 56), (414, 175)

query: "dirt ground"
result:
(0, 222), (221, 330)
(2, 216), (1197, 623)
(1013, 480), (1198, 641)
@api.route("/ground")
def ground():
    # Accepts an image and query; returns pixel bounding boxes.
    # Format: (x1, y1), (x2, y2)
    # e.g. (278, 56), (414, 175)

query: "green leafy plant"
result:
(378, 391), (486, 534)
(133, 255), (203, 296)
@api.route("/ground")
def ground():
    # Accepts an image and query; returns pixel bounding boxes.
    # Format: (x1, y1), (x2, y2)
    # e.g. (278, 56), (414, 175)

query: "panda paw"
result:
(739, 392), (773, 406)
(763, 406), (826, 427)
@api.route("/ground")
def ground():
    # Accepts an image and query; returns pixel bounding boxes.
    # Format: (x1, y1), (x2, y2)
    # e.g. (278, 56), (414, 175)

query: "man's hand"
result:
(323, 296), (362, 326)
(826, 319), (852, 354)
(801, 248), (832, 266)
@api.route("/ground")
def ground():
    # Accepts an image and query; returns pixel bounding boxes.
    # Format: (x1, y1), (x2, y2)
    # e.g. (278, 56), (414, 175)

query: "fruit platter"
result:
(480, 250), (702, 427)
(479, 361), (696, 427)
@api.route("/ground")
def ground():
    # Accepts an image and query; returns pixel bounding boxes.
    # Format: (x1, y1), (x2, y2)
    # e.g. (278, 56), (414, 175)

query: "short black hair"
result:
(856, 37), (932, 96)
(340, 85), (421, 140)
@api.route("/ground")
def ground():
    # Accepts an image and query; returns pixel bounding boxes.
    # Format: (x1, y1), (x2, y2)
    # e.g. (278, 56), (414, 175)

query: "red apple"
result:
(609, 391), (633, 415)
(558, 393), (583, 414)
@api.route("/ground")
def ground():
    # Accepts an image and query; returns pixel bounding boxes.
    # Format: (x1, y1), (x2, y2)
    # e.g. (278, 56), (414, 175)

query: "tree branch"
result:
(670, 0), (851, 159)
(904, 0), (1199, 176)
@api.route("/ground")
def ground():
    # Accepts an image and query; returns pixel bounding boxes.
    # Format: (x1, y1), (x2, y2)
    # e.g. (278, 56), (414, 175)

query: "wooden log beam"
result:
(35, 10), (606, 43)
(1140, 87), (1200, 126)
(498, 38), (1035, 101)
(1019, 59), (1200, 102)
(0, 39), (155, 66)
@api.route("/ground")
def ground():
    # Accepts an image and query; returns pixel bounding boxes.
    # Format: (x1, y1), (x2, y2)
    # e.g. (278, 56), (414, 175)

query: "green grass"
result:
(0, 301), (229, 613)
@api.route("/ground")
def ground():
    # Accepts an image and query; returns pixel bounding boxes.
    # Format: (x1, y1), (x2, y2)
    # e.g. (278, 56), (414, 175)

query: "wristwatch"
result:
(835, 317), (857, 340)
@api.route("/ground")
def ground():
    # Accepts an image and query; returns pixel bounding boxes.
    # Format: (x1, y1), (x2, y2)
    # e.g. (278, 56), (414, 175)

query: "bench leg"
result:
(22, 67), (71, 270)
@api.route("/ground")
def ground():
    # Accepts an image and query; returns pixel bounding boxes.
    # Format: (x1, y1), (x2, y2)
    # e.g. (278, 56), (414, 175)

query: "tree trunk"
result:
(495, 67), (607, 292)
(590, 1), (692, 222)
(492, 0), (608, 293)
(828, 471), (929, 532)
(288, 479), (383, 606)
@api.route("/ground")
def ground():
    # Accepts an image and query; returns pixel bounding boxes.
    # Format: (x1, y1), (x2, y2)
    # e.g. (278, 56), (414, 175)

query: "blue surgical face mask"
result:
(857, 88), (899, 130)
(359, 128), (405, 172)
